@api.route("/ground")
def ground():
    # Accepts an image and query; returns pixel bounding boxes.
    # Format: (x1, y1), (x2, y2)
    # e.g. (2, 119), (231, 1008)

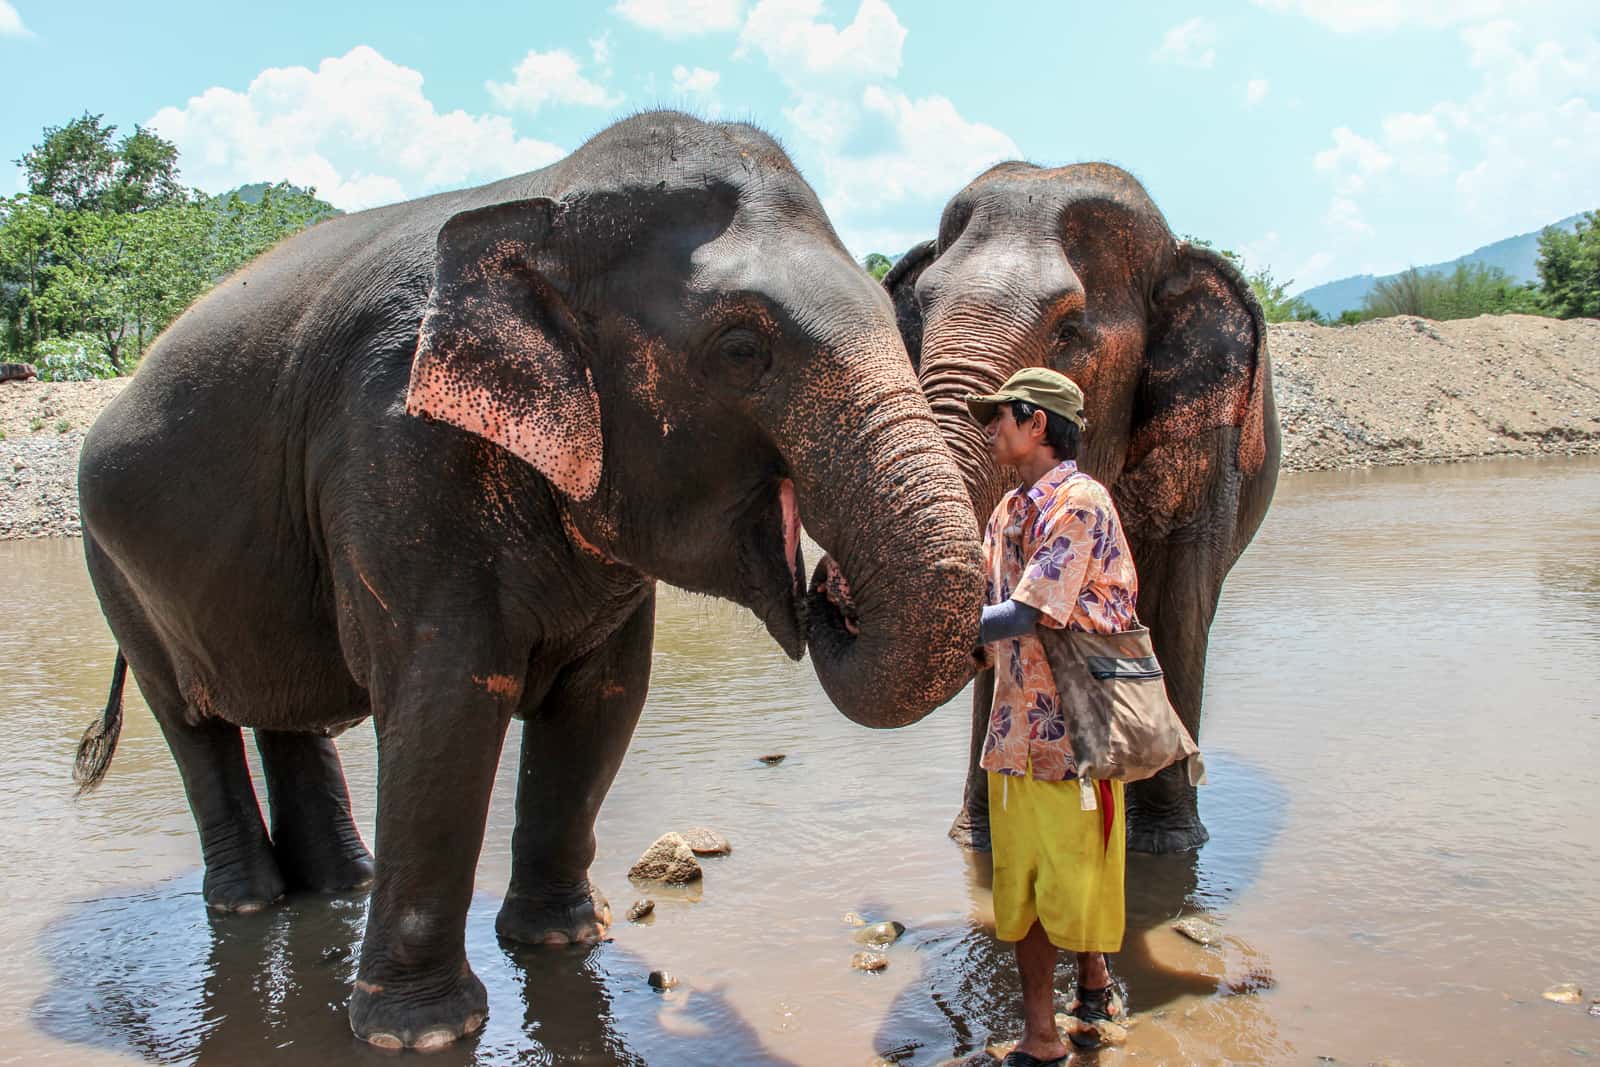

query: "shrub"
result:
(34, 332), (118, 381)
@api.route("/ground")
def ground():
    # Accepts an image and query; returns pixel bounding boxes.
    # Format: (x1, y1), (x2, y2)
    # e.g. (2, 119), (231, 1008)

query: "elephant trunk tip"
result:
(74, 651), (128, 796)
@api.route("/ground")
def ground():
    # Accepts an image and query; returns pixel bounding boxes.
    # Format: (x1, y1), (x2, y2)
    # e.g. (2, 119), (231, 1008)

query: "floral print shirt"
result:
(979, 460), (1139, 780)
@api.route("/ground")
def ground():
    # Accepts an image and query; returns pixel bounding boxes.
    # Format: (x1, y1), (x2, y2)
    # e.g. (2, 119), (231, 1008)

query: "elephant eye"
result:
(718, 328), (767, 362)
(1053, 313), (1088, 346)
(709, 325), (773, 389)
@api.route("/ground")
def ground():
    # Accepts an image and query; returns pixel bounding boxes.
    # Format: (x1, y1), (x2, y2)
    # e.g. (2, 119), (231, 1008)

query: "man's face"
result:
(985, 404), (1042, 468)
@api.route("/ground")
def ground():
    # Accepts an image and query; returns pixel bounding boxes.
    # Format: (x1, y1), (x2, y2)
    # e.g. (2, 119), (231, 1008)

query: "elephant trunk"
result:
(776, 336), (984, 729)
(917, 307), (1039, 528)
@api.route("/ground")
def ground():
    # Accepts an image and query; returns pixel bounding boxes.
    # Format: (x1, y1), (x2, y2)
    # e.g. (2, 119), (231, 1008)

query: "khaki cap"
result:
(965, 367), (1087, 429)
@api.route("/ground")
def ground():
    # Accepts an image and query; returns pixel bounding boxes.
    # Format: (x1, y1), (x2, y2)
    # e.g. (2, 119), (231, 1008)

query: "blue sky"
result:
(2, 0), (1596, 292)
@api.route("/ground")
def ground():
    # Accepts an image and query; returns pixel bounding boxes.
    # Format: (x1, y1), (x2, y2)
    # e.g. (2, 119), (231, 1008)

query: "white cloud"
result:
(590, 32), (612, 66)
(147, 46), (566, 211)
(1314, 126), (1393, 195)
(737, 0), (906, 85)
(1290, 250), (1337, 289)
(1311, 20), (1600, 251)
(1246, 78), (1270, 106)
(672, 64), (721, 96)
(486, 49), (621, 114)
(811, 86), (1018, 221)
(613, 0), (745, 37)
(1152, 17), (1218, 69)
(0, 0), (30, 37)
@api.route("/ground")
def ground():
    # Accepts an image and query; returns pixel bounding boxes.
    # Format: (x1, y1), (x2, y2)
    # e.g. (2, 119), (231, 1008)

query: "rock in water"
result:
(648, 970), (678, 990)
(627, 899), (655, 922)
(680, 827), (731, 855)
(841, 911), (867, 926)
(1172, 915), (1223, 946)
(854, 920), (906, 946)
(629, 833), (703, 885)
(1542, 982), (1583, 1005)
(757, 753), (786, 765)
(851, 951), (889, 972)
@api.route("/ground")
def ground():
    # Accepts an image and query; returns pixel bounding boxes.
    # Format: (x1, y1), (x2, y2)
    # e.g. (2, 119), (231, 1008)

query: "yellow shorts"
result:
(988, 771), (1125, 953)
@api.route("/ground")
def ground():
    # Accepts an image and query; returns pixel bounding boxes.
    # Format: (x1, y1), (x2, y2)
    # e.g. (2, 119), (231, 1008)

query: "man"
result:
(967, 367), (1139, 1064)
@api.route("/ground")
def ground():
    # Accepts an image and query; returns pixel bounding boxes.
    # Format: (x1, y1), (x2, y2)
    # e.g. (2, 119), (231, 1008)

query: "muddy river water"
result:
(2, 457), (1597, 1065)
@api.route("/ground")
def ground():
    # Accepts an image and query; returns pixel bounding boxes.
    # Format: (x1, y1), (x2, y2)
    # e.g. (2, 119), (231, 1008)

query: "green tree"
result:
(1536, 211), (1600, 319)
(16, 113), (185, 214)
(863, 252), (893, 281)
(0, 194), (61, 353)
(1362, 263), (1545, 321)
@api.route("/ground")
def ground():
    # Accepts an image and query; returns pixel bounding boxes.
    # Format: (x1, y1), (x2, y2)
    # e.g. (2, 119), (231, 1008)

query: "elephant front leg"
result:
(497, 591), (655, 947)
(1126, 761), (1207, 854)
(348, 653), (515, 1050)
(255, 730), (374, 893)
(948, 670), (994, 852)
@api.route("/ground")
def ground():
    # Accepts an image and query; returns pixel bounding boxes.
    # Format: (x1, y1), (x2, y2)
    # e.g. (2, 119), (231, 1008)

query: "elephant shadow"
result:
(31, 874), (796, 1065)
(866, 750), (1289, 1064)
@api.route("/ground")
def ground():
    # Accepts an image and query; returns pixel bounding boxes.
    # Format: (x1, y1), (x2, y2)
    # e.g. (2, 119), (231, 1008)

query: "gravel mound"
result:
(3, 313), (1597, 538)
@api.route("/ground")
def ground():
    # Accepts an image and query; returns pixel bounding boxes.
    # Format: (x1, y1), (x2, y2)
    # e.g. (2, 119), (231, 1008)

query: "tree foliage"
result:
(1358, 263), (1543, 322)
(1536, 211), (1600, 319)
(0, 117), (338, 373)
(863, 252), (893, 281)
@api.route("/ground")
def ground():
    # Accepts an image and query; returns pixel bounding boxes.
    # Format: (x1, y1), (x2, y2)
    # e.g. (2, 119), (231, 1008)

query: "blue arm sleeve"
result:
(979, 599), (1041, 645)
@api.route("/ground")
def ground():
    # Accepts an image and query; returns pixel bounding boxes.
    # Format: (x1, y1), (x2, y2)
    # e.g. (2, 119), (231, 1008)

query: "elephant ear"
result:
(406, 198), (603, 501)
(881, 239), (937, 373)
(1123, 242), (1270, 533)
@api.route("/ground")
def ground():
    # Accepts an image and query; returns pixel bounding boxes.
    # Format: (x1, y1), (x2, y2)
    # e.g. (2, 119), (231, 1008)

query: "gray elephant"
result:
(72, 112), (984, 1049)
(885, 161), (1279, 854)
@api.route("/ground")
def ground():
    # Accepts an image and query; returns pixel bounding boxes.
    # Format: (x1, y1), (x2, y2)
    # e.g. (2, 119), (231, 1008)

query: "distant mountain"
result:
(212, 182), (342, 213)
(1296, 213), (1587, 319)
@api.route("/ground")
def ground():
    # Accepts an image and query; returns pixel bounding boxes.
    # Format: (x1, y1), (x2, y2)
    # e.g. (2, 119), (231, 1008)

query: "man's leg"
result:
(1012, 921), (1069, 1062)
(1077, 950), (1110, 991)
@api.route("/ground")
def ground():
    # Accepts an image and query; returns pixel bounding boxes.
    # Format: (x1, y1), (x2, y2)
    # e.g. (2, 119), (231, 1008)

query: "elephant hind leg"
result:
(255, 730), (374, 893)
(84, 537), (284, 912)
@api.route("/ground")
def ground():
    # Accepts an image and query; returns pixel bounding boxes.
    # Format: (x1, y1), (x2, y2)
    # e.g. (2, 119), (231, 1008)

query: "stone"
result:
(757, 753), (786, 764)
(850, 951), (888, 972)
(626, 899), (655, 922)
(629, 833), (703, 885)
(648, 970), (678, 991)
(854, 920), (906, 946)
(841, 911), (867, 926)
(680, 827), (731, 855)
(1544, 983), (1584, 1005)
(1172, 914), (1223, 946)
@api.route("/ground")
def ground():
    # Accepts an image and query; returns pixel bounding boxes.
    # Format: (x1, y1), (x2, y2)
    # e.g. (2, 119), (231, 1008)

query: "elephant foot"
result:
(947, 807), (992, 853)
(203, 853), (287, 914)
(1126, 816), (1209, 855)
(495, 883), (612, 946)
(273, 836), (375, 894)
(349, 964), (488, 1050)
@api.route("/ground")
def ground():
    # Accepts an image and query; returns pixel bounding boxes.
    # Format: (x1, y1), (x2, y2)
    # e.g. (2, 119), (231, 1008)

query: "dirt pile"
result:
(3, 313), (1598, 538)
(1270, 313), (1600, 472)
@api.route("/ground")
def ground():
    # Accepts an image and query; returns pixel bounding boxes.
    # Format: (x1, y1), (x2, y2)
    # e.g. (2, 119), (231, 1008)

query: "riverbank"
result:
(3, 312), (1598, 538)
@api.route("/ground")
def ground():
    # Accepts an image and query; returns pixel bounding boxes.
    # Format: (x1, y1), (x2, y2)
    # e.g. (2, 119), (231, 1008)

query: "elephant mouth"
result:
(752, 477), (809, 660)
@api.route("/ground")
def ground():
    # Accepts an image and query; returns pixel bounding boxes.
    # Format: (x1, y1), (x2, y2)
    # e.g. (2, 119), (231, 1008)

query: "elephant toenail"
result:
(366, 1031), (404, 1050)
(415, 1027), (458, 1051)
(464, 1013), (485, 1033)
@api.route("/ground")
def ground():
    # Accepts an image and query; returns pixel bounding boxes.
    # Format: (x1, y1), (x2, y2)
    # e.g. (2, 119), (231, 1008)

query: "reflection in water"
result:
(7, 457), (1600, 1065)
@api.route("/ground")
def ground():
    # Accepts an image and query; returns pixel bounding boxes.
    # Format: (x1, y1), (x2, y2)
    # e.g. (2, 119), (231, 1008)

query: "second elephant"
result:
(886, 161), (1280, 854)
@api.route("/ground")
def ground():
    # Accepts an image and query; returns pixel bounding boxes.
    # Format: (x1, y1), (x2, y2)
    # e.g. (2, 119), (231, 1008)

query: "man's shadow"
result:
(32, 876), (797, 1065)
(865, 751), (1289, 1064)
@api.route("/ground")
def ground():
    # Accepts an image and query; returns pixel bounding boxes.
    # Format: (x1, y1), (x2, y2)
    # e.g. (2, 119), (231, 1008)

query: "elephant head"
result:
(407, 115), (984, 728)
(886, 160), (1279, 851)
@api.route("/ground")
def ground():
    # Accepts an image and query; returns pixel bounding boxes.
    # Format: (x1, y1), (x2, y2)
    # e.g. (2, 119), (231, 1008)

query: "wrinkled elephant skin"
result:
(885, 161), (1280, 854)
(74, 112), (982, 1049)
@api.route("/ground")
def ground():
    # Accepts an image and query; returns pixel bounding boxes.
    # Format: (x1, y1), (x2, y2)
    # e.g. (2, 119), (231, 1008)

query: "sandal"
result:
(1000, 1051), (1069, 1067)
(1068, 984), (1116, 1050)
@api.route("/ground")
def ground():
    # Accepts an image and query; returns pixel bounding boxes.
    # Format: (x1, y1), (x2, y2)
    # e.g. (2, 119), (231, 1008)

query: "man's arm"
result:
(979, 599), (1041, 644)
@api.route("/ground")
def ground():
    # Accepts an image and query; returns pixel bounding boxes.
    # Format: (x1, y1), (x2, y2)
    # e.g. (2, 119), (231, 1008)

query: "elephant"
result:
(71, 111), (984, 1049)
(883, 160), (1279, 855)
(0, 361), (39, 382)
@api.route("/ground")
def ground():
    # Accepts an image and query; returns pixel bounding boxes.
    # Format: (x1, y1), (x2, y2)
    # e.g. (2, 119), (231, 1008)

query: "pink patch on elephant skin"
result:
(779, 478), (801, 585)
(406, 235), (604, 501)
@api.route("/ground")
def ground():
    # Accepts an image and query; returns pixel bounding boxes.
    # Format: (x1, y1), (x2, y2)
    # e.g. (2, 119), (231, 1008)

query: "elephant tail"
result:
(74, 651), (128, 795)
